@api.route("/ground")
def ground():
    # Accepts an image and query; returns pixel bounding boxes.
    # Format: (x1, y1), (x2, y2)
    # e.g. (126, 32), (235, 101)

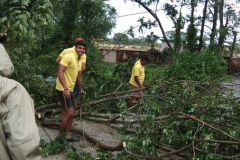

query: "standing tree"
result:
(186, 0), (198, 53)
(0, 0), (53, 49)
(145, 32), (159, 49)
(113, 33), (130, 45)
(164, 1), (185, 54)
(209, 0), (219, 51)
(218, 0), (240, 55)
(42, 0), (117, 51)
(130, 0), (174, 52)
(231, 30), (238, 57)
(77, 0), (117, 43)
(198, 0), (208, 53)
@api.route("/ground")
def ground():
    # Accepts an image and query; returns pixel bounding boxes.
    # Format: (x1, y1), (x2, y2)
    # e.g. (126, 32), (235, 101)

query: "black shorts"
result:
(56, 90), (75, 109)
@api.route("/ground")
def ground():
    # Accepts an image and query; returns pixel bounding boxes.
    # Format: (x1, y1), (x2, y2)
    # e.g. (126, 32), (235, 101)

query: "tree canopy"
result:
(126, 0), (240, 54)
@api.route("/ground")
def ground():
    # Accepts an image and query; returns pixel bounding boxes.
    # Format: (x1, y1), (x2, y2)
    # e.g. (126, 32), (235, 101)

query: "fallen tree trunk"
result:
(42, 119), (124, 151)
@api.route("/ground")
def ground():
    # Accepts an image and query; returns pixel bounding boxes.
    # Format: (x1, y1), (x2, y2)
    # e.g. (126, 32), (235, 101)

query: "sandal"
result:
(71, 122), (78, 126)
(67, 137), (79, 142)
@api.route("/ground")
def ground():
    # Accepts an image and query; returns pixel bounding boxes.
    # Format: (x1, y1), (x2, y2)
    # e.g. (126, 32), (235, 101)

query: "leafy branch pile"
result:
(38, 73), (240, 159)
(36, 49), (240, 159)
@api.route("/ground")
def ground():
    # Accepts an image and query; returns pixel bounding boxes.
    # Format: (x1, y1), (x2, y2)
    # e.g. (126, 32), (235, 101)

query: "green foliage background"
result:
(165, 50), (228, 81)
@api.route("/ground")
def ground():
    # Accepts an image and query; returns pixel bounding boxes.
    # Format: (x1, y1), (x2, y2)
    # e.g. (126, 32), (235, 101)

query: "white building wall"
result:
(102, 50), (116, 63)
(161, 42), (174, 51)
(161, 42), (186, 51)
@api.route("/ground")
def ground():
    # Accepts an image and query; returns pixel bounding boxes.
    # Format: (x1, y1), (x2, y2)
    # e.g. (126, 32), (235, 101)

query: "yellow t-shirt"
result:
(129, 60), (145, 87)
(59, 46), (87, 70)
(56, 52), (81, 92)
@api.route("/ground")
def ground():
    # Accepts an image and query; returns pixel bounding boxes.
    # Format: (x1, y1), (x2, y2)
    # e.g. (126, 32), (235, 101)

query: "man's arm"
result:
(134, 76), (142, 88)
(81, 62), (86, 74)
(76, 71), (84, 96)
(133, 65), (142, 88)
(55, 56), (62, 65)
(57, 64), (70, 98)
(56, 49), (66, 65)
(79, 53), (86, 74)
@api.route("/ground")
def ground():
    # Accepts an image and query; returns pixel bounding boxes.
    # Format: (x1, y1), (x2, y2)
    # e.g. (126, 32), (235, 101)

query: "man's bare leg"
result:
(57, 107), (75, 137)
(61, 107), (76, 126)
(65, 110), (74, 132)
(61, 109), (67, 117)
(71, 107), (77, 125)
(127, 97), (133, 108)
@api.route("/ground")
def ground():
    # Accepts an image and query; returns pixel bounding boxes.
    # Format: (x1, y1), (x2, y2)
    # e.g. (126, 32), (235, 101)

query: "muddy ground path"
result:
(39, 120), (123, 159)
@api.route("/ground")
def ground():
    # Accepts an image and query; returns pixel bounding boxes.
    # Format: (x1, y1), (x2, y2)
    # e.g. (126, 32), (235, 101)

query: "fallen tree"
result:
(36, 76), (240, 159)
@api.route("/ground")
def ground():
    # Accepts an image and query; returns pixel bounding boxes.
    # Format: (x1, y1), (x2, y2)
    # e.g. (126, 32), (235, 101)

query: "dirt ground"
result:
(39, 116), (184, 160)
(39, 120), (122, 159)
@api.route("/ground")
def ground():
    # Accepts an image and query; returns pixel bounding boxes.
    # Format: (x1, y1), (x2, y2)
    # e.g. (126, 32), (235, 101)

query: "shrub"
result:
(165, 50), (227, 81)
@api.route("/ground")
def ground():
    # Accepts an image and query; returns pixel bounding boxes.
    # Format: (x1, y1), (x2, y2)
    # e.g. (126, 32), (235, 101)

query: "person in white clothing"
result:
(0, 34), (42, 160)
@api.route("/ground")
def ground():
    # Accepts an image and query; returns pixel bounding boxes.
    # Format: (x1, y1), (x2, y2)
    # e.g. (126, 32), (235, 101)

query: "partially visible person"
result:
(127, 55), (150, 108)
(56, 37), (87, 126)
(55, 40), (87, 142)
(0, 34), (42, 159)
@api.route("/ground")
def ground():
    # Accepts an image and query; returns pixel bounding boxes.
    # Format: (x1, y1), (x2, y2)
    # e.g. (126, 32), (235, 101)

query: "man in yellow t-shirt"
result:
(56, 38), (87, 125)
(127, 55), (150, 108)
(55, 40), (87, 142)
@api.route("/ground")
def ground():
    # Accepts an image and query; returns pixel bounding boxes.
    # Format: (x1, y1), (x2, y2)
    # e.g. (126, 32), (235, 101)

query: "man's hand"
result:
(80, 89), (86, 97)
(63, 90), (71, 98)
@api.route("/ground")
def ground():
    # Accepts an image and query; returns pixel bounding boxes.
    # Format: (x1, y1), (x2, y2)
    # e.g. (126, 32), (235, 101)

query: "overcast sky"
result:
(107, 0), (240, 41)
(107, 0), (174, 38)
